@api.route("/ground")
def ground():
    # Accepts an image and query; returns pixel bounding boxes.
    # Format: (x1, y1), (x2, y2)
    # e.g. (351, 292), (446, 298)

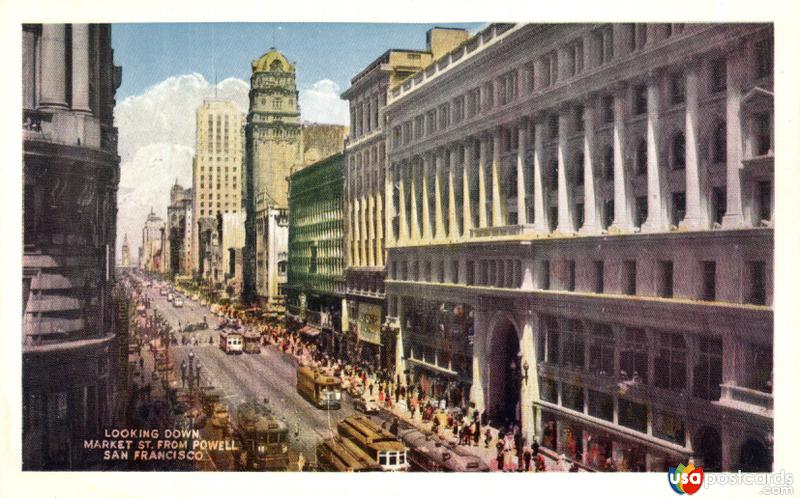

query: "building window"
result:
(635, 138), (648, 175)
(619, 327), (648, 383)
(539, 377), (557, 403)
(548, 114), (559, 140)
(601, 95), (614, 124)
(590, 324), (614, 375)
(544, 316), (560, 364)
(483, 82), (494, 111)
(713, 121), (727, 164)
(549, 207), (558, 232)
(741, 343), (772, 393)
(498, 70), (518, 105)
(655, 332), (687, 392)
(603, 200), (614, 229)
(466, 261), (475, 285)
(672, 132), (686, 169)
(754, 113), (772, 156)
(623, 260), (637, 295)
(670, 74), (686, 105)
(594, 26), (614, 65)
(693, 336), (722, 401)
(747, 261), (767, 305)
(701, 261), (716, 301)
(711, 57), (727, 92)
(561, 383), (584, 412)
(450, 260), (459, 284)
(575, 152), (584, 186)
(712, 187), (726, 225)
(439, 104), (450, 130)
(757, 180), (772, 222)
(634, 196), (648, 229)
(593, 260), (604, 293)
(632, 24), (648, 51)
(453, 97), (464, 123)
(562, 320), (585, 368)
(549, 160), (558, 191)
(565, 260), (576, 291)
(567, 40), (584, 77)
(671, 191), (686, 227)
(618, 398), (648, 433)
(588, 390), (613, 421)
(526, 62), (536, 92)
(603, 146), (614, 181)
(467, 88), (480, 117)
(755, 38), (773, 79)
(540, 260), (550, 290)
(634, 84), (647, 115)
(658, 260), (674, 298)
(653, 411), (686, 446)
(573, 104), (585, 133)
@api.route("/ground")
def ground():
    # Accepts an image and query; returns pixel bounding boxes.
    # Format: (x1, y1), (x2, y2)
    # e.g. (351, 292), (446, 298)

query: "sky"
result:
(112, 23), (484, 261)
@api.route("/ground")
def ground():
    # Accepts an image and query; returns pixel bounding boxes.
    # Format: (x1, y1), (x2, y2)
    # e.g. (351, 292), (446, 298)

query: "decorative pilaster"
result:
(462, 139), (474, 238)
(722, 45), (746, 228)
(516, 118), (529, 225)
(478, 134), (489, 228)
(491, 128), (505, 227)
(680, 61), (706, 230)
(434, 148), (446, 240)
(532, 117), (548, 232)
(556, 105), (573, 233)
(71, 24), (91, 113)
(580, 95), (600, 234)
(610, 83), (633, 232)
(409, 159), (421, 242)
(642, 69), (668, 232)
(447, 145), (459, 240)
(421, 154), (432, 240)
(40, 24), (68, 109)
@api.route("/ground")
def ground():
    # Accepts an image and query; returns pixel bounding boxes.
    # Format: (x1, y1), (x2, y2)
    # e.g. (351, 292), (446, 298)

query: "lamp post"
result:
(188, 350), (195, 395)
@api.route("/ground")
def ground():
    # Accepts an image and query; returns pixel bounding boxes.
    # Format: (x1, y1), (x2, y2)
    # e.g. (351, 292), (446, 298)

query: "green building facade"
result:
(286, 153), (345, 352)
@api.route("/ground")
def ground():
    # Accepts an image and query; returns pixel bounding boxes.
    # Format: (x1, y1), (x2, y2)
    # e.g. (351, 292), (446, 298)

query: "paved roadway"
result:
(141, 283), (360, 465)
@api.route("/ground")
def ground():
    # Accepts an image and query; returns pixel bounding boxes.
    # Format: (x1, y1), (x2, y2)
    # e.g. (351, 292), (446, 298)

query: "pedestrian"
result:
(523, 446), (532, 472)
(496, 439), (505, 472)
(368, 383), (374, 397)
(535, 453), (546, 472)
(474, 419), (481, 446)
(531, 438), (539, 457)
(139, 357), (144, 370)
(569, 462), (580, 472)
(452, 422), (459, 441)
(484, 427), (492, 448)
(503, 433), (514, 471)
(461, 422), (470, 446)
(517, 436), (526, 472)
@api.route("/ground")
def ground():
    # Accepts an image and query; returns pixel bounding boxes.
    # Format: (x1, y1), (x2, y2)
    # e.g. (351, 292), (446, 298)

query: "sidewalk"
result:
(380, 399), (567, 472)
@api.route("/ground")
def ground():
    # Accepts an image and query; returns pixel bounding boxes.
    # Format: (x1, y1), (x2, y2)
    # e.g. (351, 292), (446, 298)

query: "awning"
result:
(299, 325), (320, 337)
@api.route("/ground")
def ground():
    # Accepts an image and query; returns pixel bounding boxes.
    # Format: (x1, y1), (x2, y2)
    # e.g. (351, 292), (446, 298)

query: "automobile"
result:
(183, 321), (209, 333)
(352, 395), (380, 414)
(210, 402), (229, 428)
(192, 294), (199, 301)
(173, 298), (184, 308)
(167, 293), (174, 302)
(159, 288), (167, 296)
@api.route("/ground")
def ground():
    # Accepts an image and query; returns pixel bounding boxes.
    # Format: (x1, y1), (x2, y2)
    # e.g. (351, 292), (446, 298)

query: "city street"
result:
(141, 284), (359, 465)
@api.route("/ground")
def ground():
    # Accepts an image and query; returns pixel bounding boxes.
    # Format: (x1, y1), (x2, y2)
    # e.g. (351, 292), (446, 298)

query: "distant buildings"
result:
(140, 208), (165, 272)
(341, 27), (470, 372)
(22, 23), (122, 469)
(286, 153), (345, 355)
(121, 233), (131, 267)
(166, 180), (193, 276)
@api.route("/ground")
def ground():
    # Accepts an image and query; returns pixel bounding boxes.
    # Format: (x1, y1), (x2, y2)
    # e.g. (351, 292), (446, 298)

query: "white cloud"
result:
(114, 73), (349, 261)
(299, 79), (349, 126)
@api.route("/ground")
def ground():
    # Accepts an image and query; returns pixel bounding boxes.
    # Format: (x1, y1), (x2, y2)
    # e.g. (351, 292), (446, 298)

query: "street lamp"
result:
(523, 359), (529, 385)
(188, 350), (195, 395)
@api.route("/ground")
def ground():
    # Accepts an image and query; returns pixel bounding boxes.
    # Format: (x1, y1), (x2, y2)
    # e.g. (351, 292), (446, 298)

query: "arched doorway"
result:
(693, 426), (722, 472)
(739, 438), (771, 472)
(487, 316), (520, 428)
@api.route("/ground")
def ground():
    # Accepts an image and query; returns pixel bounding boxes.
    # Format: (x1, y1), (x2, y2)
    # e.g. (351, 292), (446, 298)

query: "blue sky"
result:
(112, 23), (485, 100)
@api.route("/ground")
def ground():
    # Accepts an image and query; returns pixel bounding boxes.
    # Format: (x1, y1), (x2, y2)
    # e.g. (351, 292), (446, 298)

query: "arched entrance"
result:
(739, 438), (771, 472)
(487, 316), (521, 428)
(693, 426), (722, 472)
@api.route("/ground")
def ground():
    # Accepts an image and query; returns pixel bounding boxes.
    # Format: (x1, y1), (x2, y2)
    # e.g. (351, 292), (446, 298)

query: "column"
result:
(610, 84), (633, 231)
(556, 105), (573, 233)
(23, 28), (36, 109)
(516, 118), (529, 225)
(40, 24), (68, 109)
(478, 134), (489, 228)
(409, 159), (421, 241)
(470, 308), (488, 413)
(367, 179), (376, 267)
(352, 193), (361, 265)
(520, 313), (537, 440)
(491, 128), (505, 227)
(421, 154), (433, 240)
(447, 145), (459, 239)
(384, 163), (395, 248)
(360, 170), (368, 265)
(462, 139), (474, 238)
(681, 61), (706, 230)
(722, 45), (746, 228)
(395, 298), (407, 380)
(580, 95), (600, 234)
(521, 259), (535, 290)
(375, 170), (385, 267)
(397, 162), (409, 242)
(643, 70), (667, 232)
(532, 117), (548, 232)
(71, 24), (91, 112)
(434, 149), (446, 239)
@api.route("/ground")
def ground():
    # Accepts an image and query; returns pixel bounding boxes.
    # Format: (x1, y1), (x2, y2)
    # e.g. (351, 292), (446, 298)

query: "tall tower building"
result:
(243, 49), (302, 305)
(190, 100), (244, 276)
(121, 233), (131, 266)
(22, 23), (122, 469)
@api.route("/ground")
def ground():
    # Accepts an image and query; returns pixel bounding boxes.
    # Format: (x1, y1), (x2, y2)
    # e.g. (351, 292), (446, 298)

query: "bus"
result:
(219, 330), (244, 354)
(243, 331), (261, 354)
(315, 437), (382, 472)
(296, 367), (342, 410)
(336, 415), (409, 471)
(232, 400), (291, 471)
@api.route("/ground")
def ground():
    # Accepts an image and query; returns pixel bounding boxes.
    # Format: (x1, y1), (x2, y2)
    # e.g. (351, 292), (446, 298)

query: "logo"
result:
(668, 463), (704, 495)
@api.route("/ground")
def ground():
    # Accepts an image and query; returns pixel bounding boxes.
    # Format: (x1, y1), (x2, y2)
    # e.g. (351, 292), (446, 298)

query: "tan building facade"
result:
(341, 27), (469, 370)
(191, 99), (244, 276)
(384, 23), (773, 472)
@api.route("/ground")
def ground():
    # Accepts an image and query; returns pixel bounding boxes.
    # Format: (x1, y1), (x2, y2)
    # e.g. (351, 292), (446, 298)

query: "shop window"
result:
(701, 261), (716, 301)
(619, 328), (648, 383)
(618, 398), (648, 433)
(561, 383), (584, 412)
(655, 332), (687, 391)
(653, 411), (686, 446)
(542, 413), (558, 450)
(539, 376), (557, 403)
(658, 260), (674, 298)
(549, 159), (559, 191)
(693, 336), (722, 400)
(588, 390), (614, 422)
(562, 319), (585, 368)
(594, 260), (604, 293)
(623, 260), (637, 296)
(747, 261), (767, 305)
(545, 316), (560, 364)
(589, 323), (615, 376)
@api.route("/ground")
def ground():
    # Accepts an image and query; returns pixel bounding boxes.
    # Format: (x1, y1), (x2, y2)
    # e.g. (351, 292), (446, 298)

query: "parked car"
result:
(353, 395), (379, 414)
(167, 293), (174, 302)
(159, 288), (167, 296)
(173, 298), (184, 308)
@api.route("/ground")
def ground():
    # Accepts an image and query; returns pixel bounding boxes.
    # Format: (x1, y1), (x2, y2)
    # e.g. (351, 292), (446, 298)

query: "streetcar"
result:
(316, 437), (382, 472)
(336, 415), (409, 471)
(396, 426), (489, 472)
(243, 331), (261, 354)
(232, 400), (291, 471)
(219, 330), (244, 354)
(296, 367), (342, 409)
